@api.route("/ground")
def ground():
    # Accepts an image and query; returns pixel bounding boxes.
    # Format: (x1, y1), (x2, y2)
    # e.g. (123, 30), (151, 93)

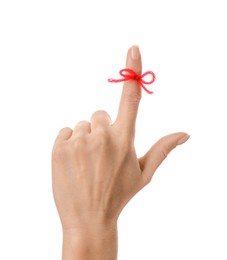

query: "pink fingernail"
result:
(177, 134), (190, 145)
(131, 45), (140, 60)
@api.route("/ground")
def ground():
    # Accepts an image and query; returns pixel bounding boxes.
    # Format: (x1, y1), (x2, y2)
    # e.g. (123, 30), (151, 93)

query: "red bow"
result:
(108, 68), (156, 94)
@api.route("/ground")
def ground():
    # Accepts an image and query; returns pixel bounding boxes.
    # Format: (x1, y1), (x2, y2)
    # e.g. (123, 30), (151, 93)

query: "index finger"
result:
(114, 45), (142, 136)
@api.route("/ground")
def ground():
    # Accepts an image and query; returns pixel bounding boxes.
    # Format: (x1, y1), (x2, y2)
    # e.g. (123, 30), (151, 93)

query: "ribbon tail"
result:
(108, 78), (126, 83)
(139, 82), (154, 94)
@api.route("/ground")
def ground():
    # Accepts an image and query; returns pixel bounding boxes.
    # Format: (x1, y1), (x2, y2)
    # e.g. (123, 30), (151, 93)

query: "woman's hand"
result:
(52, 45), (189, 259)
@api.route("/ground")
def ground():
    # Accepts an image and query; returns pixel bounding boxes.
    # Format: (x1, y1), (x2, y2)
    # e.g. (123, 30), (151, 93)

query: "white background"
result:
(0, 0), (227, 259)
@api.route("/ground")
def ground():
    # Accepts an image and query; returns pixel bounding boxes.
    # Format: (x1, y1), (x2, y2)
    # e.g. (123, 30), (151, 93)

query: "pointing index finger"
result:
(114, 45), (142, 136)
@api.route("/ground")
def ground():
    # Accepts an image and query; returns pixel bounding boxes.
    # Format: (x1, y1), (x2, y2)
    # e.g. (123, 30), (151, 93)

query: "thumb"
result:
(139, 132), (190, 185)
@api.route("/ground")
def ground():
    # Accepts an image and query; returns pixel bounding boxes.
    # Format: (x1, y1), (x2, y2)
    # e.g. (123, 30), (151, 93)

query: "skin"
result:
(51, 45), (190, 260)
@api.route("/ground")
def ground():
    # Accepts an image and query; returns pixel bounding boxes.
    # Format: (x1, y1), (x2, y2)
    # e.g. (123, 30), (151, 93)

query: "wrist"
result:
(62, 223), (118, 260)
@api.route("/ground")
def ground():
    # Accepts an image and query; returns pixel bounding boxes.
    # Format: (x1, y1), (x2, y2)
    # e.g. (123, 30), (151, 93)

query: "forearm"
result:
(62, 224), (118, 260)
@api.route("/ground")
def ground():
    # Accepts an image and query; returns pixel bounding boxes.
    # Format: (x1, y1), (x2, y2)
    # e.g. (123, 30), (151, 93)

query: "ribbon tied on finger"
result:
(108, 68), (156, 94)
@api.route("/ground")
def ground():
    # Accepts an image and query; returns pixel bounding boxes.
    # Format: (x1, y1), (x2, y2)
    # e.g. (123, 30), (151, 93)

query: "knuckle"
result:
(160, 147), (168, 159)
(73, 136), (87, 149)
(75, 120), (89, 127)
(91, 110), (111, 121)
(143, 175), (154, 187)
(60, 126), (72, 132)
(58, 127), (72, 136)
(92, 130), (110, 147)
(158, 143), (173, 160)
(52, 143), (70, 162)
(92, 110), (108, 116)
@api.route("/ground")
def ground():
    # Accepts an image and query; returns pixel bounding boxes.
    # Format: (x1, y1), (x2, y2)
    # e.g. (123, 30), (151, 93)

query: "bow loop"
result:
(108, 68), (156, 94)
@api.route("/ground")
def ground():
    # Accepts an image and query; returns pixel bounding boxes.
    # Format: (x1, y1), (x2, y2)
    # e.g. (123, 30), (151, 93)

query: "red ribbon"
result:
(108, 68), (156, 94)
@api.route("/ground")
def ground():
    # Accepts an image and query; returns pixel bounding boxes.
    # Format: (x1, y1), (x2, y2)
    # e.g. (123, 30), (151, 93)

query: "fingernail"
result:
(131, 45), (140, 60)
(177, 134), (190, 145)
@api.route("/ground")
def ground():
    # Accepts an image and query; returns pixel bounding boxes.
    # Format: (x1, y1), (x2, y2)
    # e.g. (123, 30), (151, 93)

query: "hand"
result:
(52, 45), (189, 259)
